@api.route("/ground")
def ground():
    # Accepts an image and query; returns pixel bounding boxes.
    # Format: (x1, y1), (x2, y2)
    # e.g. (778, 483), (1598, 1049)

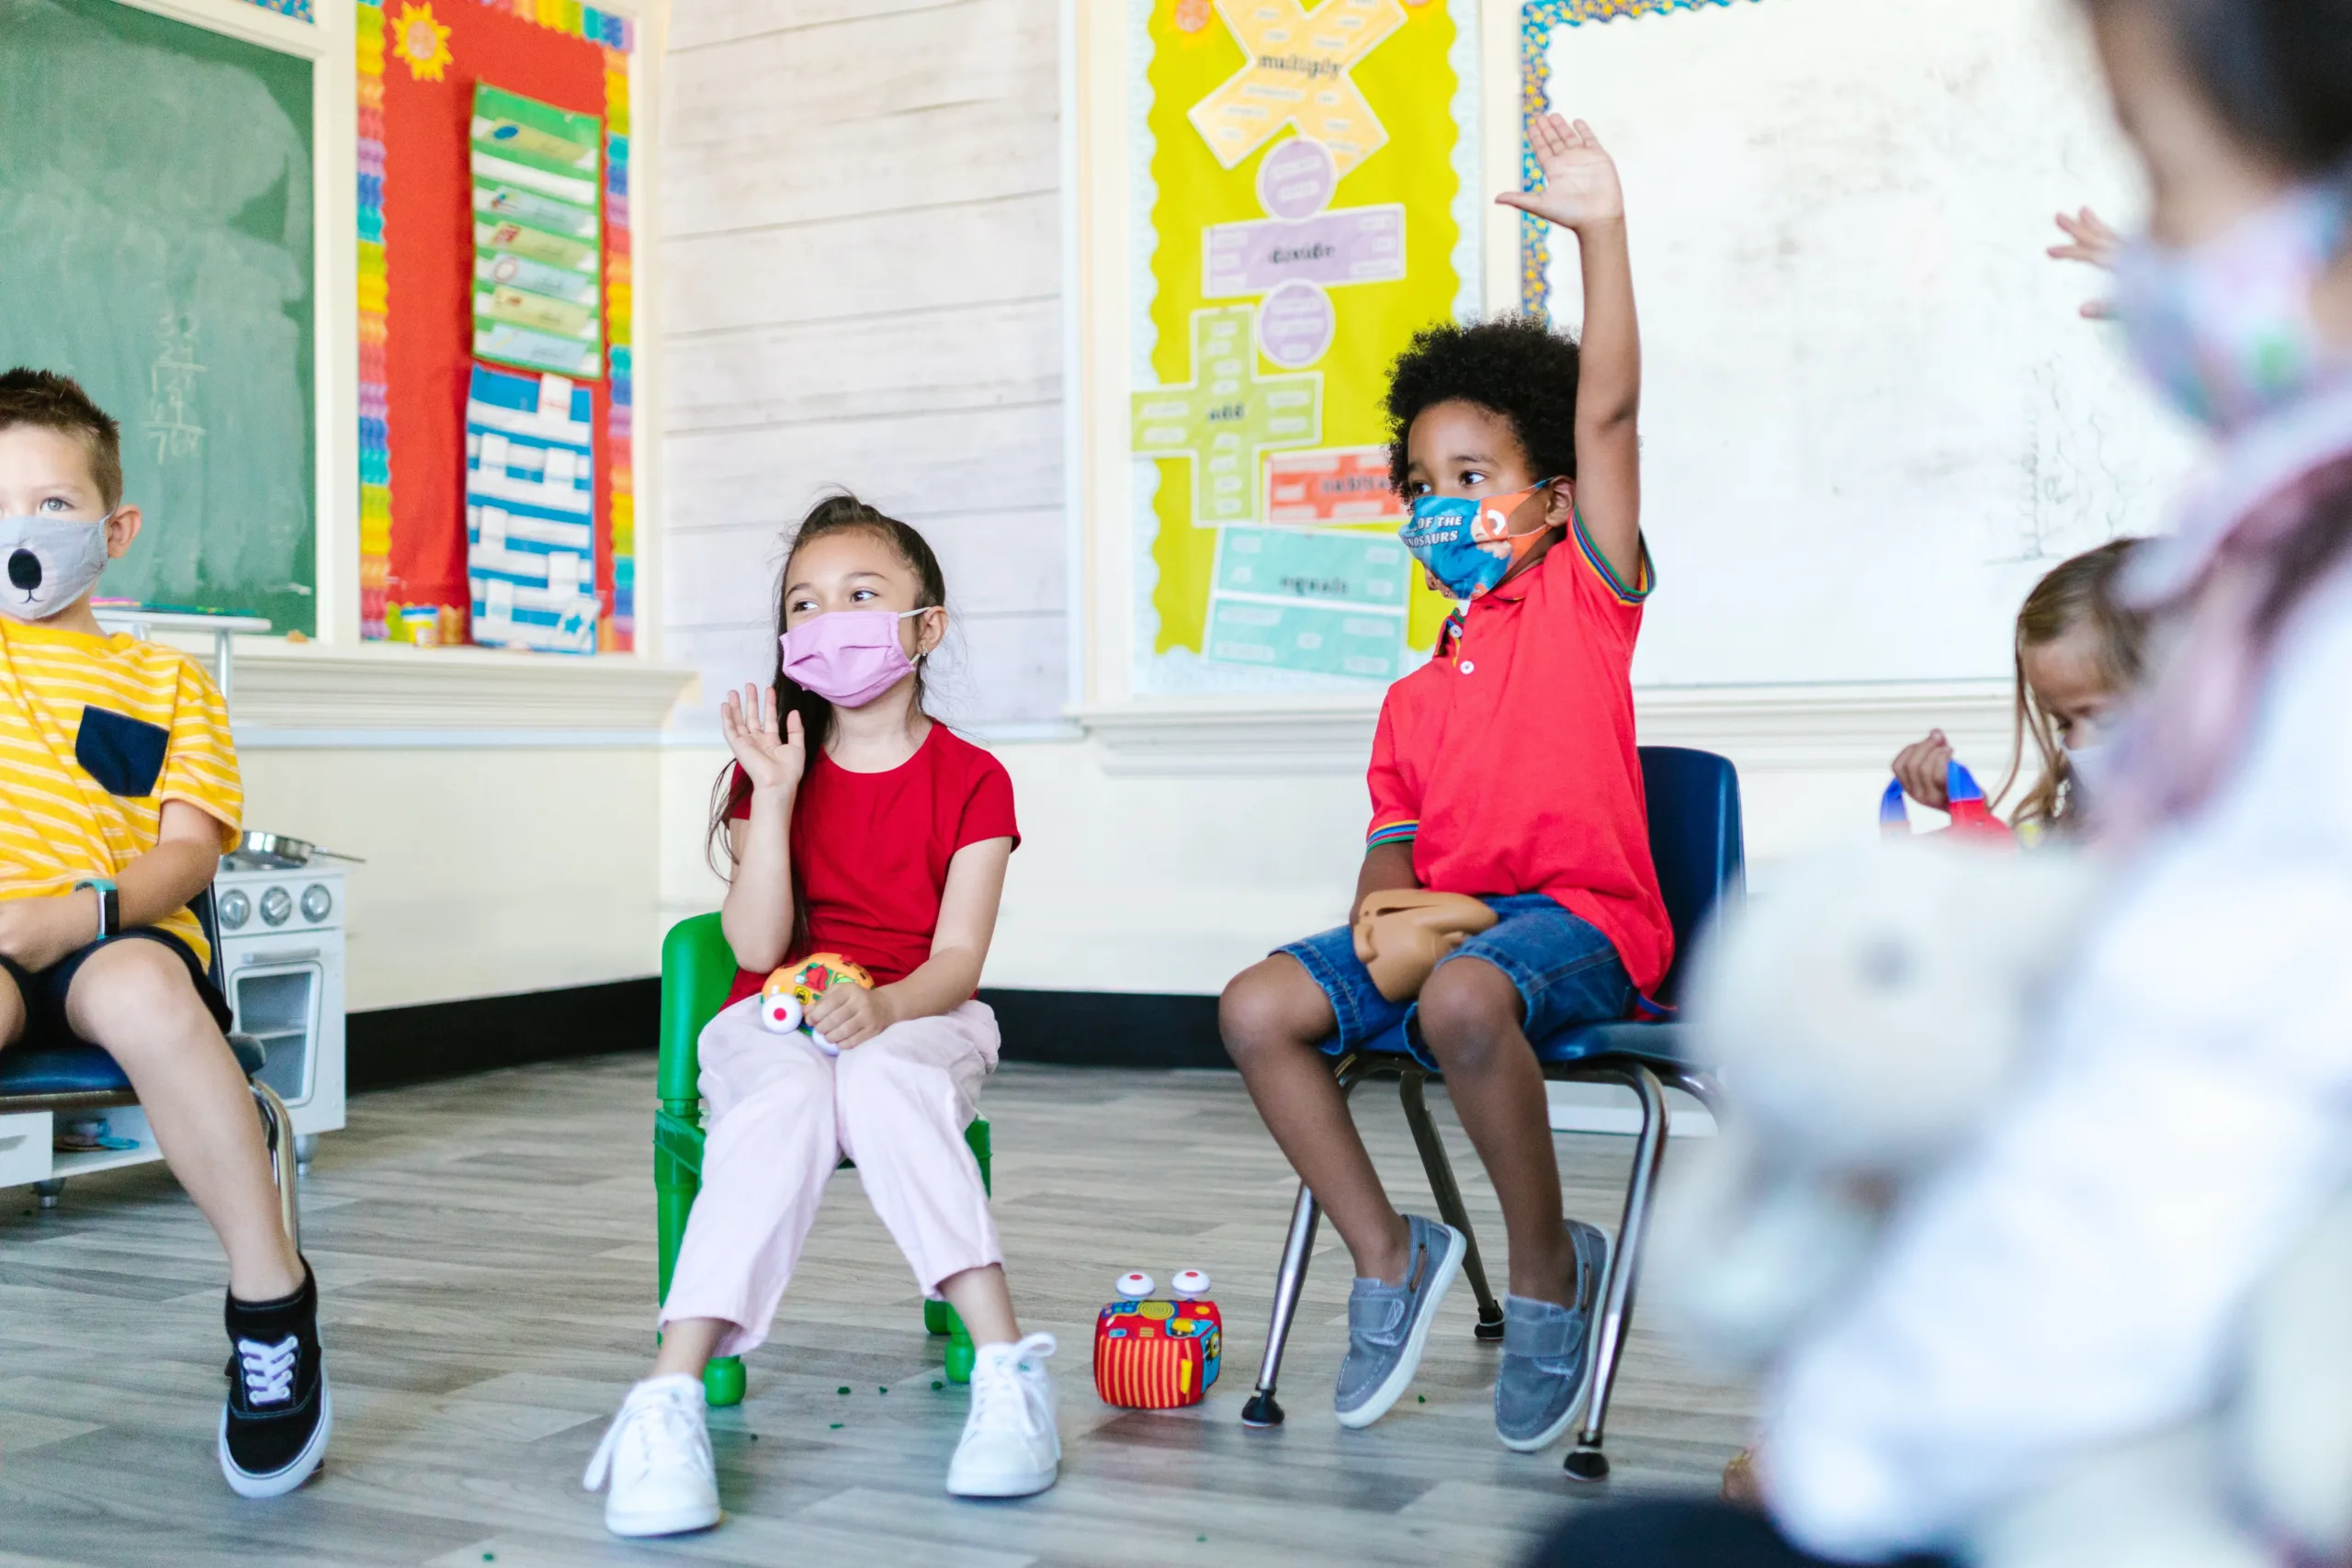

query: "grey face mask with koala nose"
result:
(0, 513), (111, 621)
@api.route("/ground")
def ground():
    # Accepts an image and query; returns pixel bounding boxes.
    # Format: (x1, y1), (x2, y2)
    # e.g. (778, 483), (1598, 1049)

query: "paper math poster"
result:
(1128, 0), (1480, 694)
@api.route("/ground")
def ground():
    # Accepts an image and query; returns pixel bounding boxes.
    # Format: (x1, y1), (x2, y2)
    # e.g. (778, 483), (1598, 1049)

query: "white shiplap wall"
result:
(657, 0), (1066, 728)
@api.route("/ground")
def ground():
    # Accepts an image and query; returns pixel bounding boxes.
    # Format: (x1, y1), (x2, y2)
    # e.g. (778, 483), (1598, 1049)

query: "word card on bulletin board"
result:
(1125, 0), (1482, 696)
(1520, 0), (2198, 687)
(357, 0), (636, 651)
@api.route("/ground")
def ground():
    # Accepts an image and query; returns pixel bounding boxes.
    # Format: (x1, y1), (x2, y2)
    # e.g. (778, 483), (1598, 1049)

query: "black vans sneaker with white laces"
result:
(219, 1260), (331, 1498)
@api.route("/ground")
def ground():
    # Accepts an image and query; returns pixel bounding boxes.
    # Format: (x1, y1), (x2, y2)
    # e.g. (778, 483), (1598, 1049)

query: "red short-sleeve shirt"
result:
(1366, 525), (1672, 995)
(723, 724), (1020, 1006)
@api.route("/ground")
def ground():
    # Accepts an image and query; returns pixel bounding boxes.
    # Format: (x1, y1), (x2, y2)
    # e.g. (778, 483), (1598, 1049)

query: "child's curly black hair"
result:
(1383, 315), (1581, 497)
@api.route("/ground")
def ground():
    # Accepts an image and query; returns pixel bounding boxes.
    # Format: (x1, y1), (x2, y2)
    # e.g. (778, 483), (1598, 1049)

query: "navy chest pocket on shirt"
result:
(76, 705), (169, 797)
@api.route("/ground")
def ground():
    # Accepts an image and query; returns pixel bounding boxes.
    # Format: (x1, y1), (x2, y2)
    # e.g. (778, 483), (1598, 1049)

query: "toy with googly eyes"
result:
(757, 953), (875, 1055)
(1094, 1269), (1223, 1409)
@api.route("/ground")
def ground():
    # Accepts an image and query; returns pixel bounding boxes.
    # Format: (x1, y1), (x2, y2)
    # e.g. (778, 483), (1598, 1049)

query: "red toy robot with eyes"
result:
(1093, 1269), (1223, 1410)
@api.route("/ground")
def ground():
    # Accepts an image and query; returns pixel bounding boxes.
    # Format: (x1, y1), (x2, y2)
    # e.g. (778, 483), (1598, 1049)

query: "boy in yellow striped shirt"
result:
(0, 370), (328, 1498)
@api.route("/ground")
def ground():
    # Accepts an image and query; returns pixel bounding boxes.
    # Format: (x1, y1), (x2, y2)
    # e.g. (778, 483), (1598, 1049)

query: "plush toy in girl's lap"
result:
(758, 953), (875, 1055)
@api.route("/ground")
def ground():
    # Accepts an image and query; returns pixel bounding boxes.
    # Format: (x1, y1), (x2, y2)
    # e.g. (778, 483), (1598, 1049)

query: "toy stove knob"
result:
(1114, 1271), (1154, 1300)
(1170, 1269), (1211, 1299)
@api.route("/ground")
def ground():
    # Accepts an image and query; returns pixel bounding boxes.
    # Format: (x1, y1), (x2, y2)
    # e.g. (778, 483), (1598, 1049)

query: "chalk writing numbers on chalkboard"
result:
(145, 310), (207, 466)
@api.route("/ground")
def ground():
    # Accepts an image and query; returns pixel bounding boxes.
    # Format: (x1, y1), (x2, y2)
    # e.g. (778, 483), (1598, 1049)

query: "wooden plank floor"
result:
(0, 1055), (1750, 1566)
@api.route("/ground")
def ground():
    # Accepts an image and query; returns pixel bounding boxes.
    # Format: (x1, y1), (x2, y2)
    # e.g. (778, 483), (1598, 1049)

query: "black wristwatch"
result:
(74, 878), (119, 941)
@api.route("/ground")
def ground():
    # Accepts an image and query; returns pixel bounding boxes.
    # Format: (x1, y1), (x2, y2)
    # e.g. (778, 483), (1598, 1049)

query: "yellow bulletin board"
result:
(1127, 0), (1481, 695)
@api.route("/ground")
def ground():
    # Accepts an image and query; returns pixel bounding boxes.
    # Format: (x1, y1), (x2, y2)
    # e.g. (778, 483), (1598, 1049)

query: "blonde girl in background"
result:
(1890, 537), (2149, 838)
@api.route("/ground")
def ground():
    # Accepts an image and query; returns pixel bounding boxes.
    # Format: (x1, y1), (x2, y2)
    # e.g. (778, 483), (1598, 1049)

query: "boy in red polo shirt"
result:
(1220, 114), (1668, 1452)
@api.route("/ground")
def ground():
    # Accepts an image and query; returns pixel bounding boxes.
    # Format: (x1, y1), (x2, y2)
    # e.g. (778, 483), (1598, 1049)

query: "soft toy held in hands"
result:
(1352, 889), (1497, 1002)
(758, 953), (875, 1055)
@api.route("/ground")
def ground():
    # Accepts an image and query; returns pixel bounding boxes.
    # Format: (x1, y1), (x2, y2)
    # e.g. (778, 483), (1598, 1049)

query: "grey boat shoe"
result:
(1334, 1213), (1465, 1429)
(1494, 1218), (1608, 1452)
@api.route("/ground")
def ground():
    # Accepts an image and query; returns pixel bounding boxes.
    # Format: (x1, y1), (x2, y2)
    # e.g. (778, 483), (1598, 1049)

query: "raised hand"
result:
(1891, 729), (1956, 811)
(720, 682), (806, 795)
(1496, 113), (1624, 233)
(2049, 207), (2121, 319)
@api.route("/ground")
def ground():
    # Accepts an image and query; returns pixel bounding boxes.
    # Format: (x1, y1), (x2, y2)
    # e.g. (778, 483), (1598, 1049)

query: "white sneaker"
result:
(582, 1374), (722, 1537)
(946, 1332), (1061, 1498)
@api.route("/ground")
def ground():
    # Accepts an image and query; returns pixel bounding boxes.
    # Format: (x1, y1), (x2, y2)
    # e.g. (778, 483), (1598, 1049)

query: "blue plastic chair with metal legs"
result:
(0, 886), (301, 1244)
(1239, 746), (1744, 1482)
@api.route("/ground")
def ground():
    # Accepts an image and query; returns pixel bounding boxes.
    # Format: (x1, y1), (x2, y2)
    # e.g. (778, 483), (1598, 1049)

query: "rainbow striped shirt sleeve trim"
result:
(1366, 819), (1419, 849)
(1572, 509), (1657, 606)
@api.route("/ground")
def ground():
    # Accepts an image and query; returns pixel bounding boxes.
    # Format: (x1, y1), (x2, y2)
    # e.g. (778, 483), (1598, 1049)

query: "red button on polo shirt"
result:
(1365, 528), (1672, 995)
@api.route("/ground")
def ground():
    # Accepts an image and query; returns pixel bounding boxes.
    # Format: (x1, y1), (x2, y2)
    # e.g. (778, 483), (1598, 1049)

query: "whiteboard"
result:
(1536, 0), (2202, 686)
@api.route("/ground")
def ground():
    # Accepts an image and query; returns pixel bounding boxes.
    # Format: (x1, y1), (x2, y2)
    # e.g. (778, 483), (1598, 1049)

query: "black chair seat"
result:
(0, 1035), (266, 1096)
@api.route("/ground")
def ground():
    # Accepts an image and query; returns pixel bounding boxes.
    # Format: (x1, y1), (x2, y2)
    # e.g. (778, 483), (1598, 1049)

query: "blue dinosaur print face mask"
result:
(1397, 480), (1561, 601)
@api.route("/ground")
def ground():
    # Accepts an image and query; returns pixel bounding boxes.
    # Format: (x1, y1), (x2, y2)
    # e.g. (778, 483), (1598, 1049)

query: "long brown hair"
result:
(1998, 539), (2148, 829)
(704, 494), (949, 906)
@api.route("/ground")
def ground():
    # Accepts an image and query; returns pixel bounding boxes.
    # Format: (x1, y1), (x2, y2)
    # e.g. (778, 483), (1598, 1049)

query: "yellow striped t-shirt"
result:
(0, 616), (243, 967)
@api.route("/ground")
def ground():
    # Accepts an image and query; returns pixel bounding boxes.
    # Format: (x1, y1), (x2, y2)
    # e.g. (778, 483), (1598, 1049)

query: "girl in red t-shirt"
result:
(584, 496), (1049, 1536)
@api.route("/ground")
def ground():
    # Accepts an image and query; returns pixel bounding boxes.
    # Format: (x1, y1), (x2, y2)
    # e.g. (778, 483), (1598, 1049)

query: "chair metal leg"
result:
(32, 1178), (63, 1209)
(1396, 1071), (1505, 1340)
(1242, 1179), (1321, 1428)
(294, 1133), (318, 1181)
(1670, 1068), (1725, 1119)
(1564, 1061), (1670, 1482)
(251, 1081), (300, 1250)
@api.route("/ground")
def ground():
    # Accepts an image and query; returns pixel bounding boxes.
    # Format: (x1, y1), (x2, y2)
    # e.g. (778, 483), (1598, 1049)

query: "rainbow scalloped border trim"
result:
(469, 0), (632, 53)
(236, 0), (315, 20)
(604, 49), (634, 649)
(357, 0), (392, 638)
(1519, 0), (1758, 320)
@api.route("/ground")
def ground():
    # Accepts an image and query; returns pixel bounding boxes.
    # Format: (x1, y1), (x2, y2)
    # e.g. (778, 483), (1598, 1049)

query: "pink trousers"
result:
(659, 997), (1001, 1359)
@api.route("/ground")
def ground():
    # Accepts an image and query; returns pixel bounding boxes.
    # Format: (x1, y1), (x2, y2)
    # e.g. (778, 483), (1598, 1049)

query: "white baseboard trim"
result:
(1546, 1080), (1717, 1138)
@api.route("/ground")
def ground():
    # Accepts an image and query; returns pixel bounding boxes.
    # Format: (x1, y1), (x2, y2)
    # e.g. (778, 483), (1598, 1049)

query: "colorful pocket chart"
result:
(466, 364), (601, 653)
(470, 82), (602, 379)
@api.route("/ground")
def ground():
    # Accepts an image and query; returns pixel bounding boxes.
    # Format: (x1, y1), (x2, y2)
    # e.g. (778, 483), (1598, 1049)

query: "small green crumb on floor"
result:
(830, 1422), (843, 1429)
(932, 1380), (944, 1391)
(1198, 1536), (1208, 1543)
(837, 1385), (852, 1395)
(1417, 1394), (1426, 1403)
(879, 1386), (888, 1394)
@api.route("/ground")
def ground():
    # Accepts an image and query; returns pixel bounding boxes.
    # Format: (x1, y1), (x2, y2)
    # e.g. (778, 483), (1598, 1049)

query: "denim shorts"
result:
(1278, 893), (1634, 1070)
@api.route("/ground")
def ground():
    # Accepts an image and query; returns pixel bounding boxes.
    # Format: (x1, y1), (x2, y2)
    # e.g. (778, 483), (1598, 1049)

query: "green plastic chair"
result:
(653, 912), (990, 1407)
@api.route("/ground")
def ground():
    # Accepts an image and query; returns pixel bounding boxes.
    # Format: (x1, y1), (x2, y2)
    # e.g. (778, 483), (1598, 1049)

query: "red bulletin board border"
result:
(360, 0), (632, 648)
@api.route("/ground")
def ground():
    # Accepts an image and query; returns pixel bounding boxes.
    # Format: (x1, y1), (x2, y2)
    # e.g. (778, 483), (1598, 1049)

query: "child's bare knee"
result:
(66, 941), (211, 1054)
(1416, 958), (1522, 1068)
(1219, 957), (1317, 1066)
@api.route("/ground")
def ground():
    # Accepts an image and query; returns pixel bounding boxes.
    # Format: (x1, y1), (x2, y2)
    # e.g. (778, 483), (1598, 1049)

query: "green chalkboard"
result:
(0, 0), (316, 635)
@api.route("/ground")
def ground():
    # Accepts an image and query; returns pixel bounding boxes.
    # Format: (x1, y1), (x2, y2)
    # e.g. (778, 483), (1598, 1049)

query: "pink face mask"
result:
(779, 608), (926, 708)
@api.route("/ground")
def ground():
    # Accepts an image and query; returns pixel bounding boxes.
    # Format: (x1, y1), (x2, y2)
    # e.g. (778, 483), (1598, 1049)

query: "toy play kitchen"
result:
(213, 833), (355, 1175)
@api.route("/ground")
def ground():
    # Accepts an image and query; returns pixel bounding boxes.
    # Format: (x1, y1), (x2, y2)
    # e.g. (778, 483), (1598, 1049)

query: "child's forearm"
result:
(719, 788), (797, 972)
(118, 837), (221, 931)
(878, 942), (986, 1024)
(1573, 217), (1640, 433)
(1352, 840), (1419, 921)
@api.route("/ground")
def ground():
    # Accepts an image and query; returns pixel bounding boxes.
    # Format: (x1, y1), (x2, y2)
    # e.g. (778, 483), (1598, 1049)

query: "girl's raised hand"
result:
(2049, 207), (2122, 319)
(1497, 114), (1623, 233)
(720, 682), (806, 795)
(1892, 729), (1955, 811)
